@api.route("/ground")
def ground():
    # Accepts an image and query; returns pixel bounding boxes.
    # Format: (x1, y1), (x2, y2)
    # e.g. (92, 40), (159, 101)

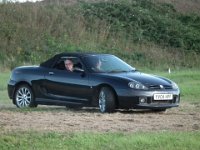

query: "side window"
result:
(53, 59), (65, 70)
(72, 58), (84, 71)
(73, 60), (83, 70)
(53, 57), (84, 71)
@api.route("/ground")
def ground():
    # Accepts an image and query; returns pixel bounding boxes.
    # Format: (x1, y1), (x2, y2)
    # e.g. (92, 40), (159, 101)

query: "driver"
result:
(64, 59), (74, 72)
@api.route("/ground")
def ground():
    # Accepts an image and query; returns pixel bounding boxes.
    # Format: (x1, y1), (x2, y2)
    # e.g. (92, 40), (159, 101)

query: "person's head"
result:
(96, 59), (101, 70)
(65, 59), (73, 72)
(91, 57), (101, 71)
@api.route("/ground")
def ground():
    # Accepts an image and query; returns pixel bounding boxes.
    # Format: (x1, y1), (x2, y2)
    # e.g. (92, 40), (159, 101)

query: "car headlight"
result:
(172, 82), (179, 89)
(128, 81), (148, 90)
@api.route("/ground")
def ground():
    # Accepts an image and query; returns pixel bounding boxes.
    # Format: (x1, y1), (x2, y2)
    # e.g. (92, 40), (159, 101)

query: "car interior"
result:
(53, 57), (83, 71)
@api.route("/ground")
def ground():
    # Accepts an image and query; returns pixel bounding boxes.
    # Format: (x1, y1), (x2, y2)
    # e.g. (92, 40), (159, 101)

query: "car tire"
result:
(98, 87), (115, 113)
(14, 84), (37, 108)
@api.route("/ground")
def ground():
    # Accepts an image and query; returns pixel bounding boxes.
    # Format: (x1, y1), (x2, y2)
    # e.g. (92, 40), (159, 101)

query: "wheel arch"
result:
(93, 83), (119, 108)
(12, 81), (33, 104)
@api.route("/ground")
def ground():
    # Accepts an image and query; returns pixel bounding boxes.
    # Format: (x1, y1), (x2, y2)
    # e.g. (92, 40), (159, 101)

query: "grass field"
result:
(0, 71), (11, 105)
(0, 131), (199, 150)
(156, 70), (200, 103)
(0, 70), (200, 150)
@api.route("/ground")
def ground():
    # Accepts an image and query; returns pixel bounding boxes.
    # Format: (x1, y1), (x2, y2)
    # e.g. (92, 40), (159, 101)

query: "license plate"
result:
(154, 94), (173, 100)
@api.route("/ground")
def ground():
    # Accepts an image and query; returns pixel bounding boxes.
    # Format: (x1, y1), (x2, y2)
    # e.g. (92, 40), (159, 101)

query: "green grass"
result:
(0, 71), (10, 91)
(0, 72), (10, 105)
(0, 90), (11, 105)
(154, 70), (200, 103)
(0, 131), (199, 150)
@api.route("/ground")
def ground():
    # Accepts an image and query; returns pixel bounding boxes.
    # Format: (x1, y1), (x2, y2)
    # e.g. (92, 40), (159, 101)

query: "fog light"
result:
(139, 97), (147, 103)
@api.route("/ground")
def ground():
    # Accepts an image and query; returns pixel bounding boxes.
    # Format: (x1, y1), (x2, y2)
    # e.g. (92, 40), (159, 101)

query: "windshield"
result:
(82, 55), (135, 73)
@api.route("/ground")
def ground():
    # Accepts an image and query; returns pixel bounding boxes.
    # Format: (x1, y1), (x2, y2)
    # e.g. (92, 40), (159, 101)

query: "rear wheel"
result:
(14, 84), (37, 108)
(98, 87), (115, 113)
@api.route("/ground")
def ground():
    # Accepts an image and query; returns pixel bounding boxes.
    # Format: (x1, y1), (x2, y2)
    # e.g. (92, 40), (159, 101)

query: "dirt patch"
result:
(0, 102), (200, 133)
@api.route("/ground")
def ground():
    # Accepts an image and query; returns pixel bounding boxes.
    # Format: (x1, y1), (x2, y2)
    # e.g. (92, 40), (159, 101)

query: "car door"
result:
(43, 57), (92, 105)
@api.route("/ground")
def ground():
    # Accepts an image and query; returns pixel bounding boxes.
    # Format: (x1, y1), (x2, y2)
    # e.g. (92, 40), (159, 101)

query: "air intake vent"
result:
(148, 85), (172, 89)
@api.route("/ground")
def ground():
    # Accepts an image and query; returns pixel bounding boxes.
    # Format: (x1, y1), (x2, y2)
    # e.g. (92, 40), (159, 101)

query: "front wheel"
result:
(14, 84), (37, 108)
(98, 87), (116, 113)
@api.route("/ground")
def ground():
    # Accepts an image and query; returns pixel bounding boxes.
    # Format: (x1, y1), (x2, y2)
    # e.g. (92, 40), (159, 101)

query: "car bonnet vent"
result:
(148, 85), (172, 89)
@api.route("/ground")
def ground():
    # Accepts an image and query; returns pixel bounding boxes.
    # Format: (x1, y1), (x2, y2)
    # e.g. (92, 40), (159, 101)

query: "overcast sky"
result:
(0, 0), (43, 3)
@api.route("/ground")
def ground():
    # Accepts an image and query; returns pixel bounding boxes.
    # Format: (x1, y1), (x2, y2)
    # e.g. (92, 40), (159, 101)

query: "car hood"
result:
(107, 71), (172, 86)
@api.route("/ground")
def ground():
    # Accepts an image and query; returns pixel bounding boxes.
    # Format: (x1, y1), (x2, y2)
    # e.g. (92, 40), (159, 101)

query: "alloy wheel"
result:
(16, 87), (32, 107)
(99, 90), (106, 112)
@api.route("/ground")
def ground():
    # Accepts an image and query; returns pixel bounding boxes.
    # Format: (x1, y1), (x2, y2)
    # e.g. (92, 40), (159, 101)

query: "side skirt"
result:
(35, 98), (86, 107)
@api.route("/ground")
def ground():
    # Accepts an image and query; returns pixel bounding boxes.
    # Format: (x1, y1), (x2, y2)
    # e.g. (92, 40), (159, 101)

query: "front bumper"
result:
(117, 89), (180, 109)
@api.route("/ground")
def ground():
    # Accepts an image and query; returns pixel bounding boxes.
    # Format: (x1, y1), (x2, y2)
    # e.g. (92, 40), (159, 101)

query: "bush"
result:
(0, 0), (200, 70)
(81, 0), (200, 52)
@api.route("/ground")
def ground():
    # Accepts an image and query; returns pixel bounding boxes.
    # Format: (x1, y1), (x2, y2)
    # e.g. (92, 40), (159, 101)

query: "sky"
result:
(0, 0), (43, 3)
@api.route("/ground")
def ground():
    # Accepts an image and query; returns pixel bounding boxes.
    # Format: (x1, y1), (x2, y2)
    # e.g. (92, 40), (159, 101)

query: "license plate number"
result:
(154, 94), (173, 100)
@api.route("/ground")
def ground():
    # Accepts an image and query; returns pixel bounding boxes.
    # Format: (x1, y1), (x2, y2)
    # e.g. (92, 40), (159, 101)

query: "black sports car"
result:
(8, 53), (180, 112)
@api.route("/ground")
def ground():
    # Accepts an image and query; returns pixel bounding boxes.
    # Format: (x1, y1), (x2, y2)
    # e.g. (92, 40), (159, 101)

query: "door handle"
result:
(49, 72), (54, 75)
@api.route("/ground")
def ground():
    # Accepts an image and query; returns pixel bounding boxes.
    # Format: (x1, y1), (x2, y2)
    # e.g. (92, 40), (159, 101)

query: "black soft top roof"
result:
(40, 52), (103, 68)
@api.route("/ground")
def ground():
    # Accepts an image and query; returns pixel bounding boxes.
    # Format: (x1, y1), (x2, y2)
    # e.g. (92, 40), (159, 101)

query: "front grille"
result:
(151, 100), (172, 104)
(148, 85), (172, 90)
(163, 85), (173, 89)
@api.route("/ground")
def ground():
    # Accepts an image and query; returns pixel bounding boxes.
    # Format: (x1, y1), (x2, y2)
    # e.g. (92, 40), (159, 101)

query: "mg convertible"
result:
(8, 53), (180, 112)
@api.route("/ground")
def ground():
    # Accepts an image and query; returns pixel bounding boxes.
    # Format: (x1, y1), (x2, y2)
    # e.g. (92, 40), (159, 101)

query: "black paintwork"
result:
(8, 53), (180, 109)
